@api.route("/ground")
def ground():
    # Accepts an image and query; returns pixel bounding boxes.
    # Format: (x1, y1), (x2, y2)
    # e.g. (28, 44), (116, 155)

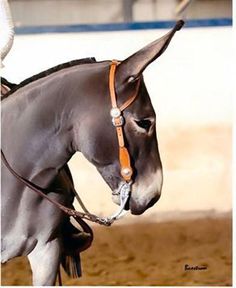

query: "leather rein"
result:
(1, 60), (140, 226)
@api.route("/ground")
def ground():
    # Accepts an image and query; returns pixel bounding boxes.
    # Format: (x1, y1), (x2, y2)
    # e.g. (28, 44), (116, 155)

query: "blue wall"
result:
(15, 18), (232, 35)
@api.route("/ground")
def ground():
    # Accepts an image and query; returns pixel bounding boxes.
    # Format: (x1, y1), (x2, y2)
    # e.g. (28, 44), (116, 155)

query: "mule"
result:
(1, 21), (184, 285)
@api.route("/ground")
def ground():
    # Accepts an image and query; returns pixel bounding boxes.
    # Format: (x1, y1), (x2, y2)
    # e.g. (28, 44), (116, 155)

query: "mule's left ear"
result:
(117, 20), (184, 83)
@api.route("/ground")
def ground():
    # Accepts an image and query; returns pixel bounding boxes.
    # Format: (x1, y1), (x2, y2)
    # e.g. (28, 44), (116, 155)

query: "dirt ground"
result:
(1, 216), (232, 286)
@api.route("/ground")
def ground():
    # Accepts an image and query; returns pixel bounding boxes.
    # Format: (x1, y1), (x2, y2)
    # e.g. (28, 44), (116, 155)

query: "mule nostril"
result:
(146, 194), (160, 209)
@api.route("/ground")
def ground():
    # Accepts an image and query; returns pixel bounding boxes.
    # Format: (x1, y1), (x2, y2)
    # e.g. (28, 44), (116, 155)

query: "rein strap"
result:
(1, 150), (102, 223)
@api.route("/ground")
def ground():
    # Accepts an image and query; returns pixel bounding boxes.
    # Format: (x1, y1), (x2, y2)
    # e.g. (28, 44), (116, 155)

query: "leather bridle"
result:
(1, 60), (141, 226)
(109, 60), (140, 182)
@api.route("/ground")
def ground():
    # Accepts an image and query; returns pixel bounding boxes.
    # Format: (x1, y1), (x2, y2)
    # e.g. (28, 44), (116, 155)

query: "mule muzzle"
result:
(130, 194), (161, 215)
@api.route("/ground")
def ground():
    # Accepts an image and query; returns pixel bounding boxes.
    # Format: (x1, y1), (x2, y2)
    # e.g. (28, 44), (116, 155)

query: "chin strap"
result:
(96, 181), (132, 225)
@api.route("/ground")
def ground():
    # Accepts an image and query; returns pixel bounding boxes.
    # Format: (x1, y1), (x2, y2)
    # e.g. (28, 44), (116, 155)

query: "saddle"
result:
(61, 214), (93, 278)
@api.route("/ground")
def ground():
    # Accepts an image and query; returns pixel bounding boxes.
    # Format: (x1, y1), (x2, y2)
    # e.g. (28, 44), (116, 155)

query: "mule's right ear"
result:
(117, 20), (184, 83)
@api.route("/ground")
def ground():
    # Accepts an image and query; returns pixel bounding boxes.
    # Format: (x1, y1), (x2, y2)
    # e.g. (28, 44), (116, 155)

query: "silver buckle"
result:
(112, 116), (124, 127)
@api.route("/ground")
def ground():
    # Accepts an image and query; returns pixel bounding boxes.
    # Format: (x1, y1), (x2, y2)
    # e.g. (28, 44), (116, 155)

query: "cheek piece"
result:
(107, 60), (141, 223)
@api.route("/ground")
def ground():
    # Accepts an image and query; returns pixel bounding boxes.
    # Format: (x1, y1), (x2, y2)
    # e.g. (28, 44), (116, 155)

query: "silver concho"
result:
(110, 107), (121, 118)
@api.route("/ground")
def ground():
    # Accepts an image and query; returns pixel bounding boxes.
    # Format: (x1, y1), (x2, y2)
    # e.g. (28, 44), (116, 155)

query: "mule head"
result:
(75, 21), (184, 215)
(113, 20), (184, 214)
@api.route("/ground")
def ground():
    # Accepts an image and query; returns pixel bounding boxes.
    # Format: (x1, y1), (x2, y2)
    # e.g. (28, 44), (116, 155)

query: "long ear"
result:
(117, 20), (184, 83)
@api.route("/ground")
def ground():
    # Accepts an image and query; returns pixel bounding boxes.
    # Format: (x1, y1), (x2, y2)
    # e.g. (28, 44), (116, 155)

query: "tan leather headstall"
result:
(109, 60), (141, 182)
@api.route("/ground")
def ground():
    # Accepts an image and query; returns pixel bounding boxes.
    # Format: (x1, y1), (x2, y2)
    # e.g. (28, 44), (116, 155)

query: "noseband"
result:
(1, 60), (140, 226)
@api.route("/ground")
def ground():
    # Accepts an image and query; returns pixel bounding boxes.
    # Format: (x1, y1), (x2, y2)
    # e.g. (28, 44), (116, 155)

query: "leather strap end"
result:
(119, 147), (133, 181)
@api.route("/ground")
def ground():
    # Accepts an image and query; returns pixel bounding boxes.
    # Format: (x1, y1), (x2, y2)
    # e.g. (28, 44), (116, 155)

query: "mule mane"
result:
(1, 57), (97, 100)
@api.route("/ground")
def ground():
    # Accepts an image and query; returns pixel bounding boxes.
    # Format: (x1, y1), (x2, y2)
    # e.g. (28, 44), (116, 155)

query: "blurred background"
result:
(6, 0), (232, 26)
(1, 0), (232, 286)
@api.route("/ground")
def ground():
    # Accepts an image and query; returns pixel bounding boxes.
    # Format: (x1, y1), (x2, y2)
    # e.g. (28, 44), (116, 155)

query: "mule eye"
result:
(135, 119), (152, 131)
